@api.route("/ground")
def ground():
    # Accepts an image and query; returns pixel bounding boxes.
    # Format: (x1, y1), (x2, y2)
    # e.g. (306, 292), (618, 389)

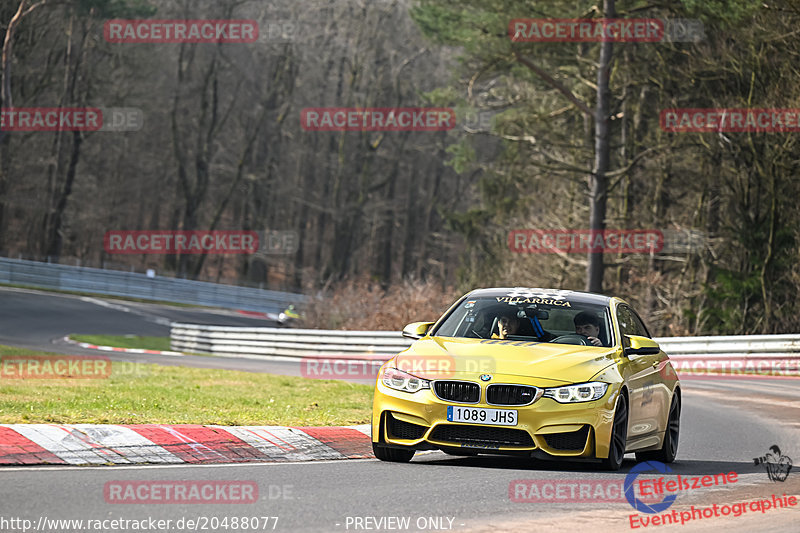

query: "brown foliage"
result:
(303, 278), (461, 331)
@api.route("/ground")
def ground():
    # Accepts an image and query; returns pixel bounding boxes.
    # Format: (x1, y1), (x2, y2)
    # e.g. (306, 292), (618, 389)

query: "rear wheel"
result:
(636, 393), (680, 463)
(600, 391), (628, 471)
(372, 442), (415, 462)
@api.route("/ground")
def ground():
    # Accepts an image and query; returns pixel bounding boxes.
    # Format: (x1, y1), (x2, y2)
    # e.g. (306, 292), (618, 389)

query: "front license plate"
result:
(447, 406), (517, 426)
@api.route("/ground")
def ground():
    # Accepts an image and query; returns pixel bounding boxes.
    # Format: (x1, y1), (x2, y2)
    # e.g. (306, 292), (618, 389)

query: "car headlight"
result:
(542, 381), (608, 403)
(381, 367), (430, 393)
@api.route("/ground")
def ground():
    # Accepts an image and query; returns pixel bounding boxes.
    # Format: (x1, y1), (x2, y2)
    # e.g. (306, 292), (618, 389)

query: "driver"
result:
(573, 311), (603, 346)
(493, 315), (520, 339)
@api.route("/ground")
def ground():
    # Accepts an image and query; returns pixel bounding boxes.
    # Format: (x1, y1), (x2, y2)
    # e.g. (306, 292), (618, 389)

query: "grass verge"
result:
(70, 334), (171, 352)
(0, 345), (373, 426)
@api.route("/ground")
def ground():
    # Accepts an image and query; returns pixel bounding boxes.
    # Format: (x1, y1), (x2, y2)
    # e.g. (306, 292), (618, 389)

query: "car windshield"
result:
(433, 295), (613, 346)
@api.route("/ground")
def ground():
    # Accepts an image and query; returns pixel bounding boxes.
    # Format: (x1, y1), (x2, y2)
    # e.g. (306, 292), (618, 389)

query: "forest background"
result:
(1, 0), (797, 335)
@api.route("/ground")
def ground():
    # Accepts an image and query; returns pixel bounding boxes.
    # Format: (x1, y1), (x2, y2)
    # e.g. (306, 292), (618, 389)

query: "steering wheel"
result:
(550, 334), (590, 346)
(470, 329), (486, 339)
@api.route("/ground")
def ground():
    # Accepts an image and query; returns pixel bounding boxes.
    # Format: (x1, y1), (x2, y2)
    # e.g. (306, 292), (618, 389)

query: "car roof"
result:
(466, 287), (614, 306)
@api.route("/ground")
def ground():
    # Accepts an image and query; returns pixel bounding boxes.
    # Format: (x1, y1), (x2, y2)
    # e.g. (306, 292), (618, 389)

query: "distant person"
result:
(573, 311), (603, 346)
(493, 315), (519, 339)
(278, 304), (301, 326)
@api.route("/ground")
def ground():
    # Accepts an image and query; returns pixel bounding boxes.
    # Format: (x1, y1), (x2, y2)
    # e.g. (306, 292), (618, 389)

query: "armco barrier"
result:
(0, 256), (306, 313)
(652, 334), (800, 358)
(169, 325), (800, 363)
(170, 324), (409, 358)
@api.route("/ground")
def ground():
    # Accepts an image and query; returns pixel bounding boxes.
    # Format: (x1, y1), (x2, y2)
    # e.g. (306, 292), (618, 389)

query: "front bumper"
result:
(372, 375), (621, 459)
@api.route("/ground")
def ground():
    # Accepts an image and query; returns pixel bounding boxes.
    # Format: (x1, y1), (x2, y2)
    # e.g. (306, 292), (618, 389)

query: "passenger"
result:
(573, 311), (603, 346)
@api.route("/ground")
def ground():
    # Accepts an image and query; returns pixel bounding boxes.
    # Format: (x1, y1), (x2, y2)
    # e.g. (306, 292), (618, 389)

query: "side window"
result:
(617, 305), (649, 342)
(629, 309), (652, 338)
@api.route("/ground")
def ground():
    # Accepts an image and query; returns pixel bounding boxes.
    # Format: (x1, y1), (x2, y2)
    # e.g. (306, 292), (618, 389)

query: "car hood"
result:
(393, 336), (618, 385)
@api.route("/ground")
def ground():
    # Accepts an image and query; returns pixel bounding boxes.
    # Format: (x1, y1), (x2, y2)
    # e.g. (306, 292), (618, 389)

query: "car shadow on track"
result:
(410, 452), (755, 475)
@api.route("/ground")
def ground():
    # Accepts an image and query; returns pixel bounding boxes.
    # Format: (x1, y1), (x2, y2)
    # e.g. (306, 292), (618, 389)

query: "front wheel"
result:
(600, 391), (628, 471)
(372, 442), (415, 462)
(636, 393), (680, 463)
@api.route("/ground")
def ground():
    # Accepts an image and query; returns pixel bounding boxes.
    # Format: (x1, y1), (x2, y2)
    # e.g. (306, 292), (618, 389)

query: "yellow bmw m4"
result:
(371, 288), (681, 470)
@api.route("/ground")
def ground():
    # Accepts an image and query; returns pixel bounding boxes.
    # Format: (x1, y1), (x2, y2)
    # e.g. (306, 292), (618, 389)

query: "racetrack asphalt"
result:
(0, 286), (305, 375)
(2, 382), (798, 532)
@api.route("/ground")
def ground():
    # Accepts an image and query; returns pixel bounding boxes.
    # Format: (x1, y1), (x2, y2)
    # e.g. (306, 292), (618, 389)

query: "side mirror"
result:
(624, 335), (661, 357)
(402, 321), (435, 340)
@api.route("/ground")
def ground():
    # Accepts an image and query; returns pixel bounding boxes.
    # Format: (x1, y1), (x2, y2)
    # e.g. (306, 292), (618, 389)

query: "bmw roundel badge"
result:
(480, 374), (492, 382)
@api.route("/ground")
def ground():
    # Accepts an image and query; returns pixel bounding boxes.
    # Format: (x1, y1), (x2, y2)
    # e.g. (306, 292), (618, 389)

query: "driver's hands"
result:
(587, 336), (602, 346)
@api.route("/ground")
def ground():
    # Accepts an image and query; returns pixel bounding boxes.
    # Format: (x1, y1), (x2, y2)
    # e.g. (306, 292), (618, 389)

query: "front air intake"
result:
(487, 384), (538, 406)
(433, 381), (480, 403)
(542, 426), (591, 451)
(429, 425), (534, 448)
(387, 414), (427, 440)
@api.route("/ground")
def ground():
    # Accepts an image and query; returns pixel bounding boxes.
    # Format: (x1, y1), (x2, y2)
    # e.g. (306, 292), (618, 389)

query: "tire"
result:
(636, 393), (680, 463)
(372, 442), (415, 463)
(600, 391), (628, 471)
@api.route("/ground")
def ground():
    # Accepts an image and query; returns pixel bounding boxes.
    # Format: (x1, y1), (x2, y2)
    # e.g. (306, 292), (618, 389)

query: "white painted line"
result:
(80, 297), (132, 313)
(62, 335), (185, 357)
(350, 424), (372, 437)
(71, 424), (181, 464)
(0, 457), (381, 472)
(217, 426), (343, 461)
(8, 424), (124, 465)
